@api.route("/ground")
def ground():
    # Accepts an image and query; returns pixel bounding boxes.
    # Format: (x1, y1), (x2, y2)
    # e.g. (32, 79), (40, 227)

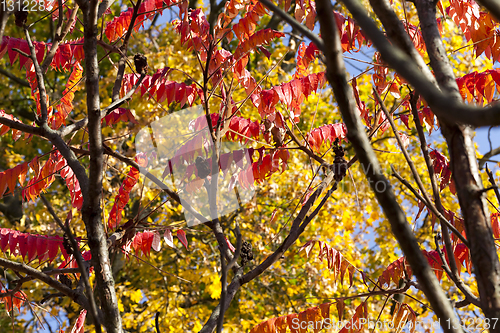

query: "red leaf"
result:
(306, 123), (347, 152)
(0, 230), (9, 252)
(233, 29), (285, 60)
(27, 235), (37, 262)
(225, 236), (235, 253)
(177, 230), (188, 250)
(1, 290), (27, 314)
(36, 236), (48, 262)
(454, 243), (470, 275)
(108, 163), (144, 230)
(70, 310), (87, 333)
(102, 108), (137, 127)
(0, 172), (7, 197)
(8, 231), (18, 255)
(132, 232), (143, 254)
(47, 238), (61, 262)
(492, 213), (500, 239)
(17, 234), (28, 260)
(5, 168), (17, 195)
(400, 114), (410, 129)
(141, 231), (155, 257)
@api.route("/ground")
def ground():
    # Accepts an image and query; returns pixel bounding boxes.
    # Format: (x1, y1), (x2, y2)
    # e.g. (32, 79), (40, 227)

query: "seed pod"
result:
(59, 274), (73, 288)
(15, 11), (28, 27)
(195, 156), (211, 179)
(332, 139), (347, 181)
(134, 53), (148, 74)
(271, 127), (286, 147)
(240, 240), (254, 266)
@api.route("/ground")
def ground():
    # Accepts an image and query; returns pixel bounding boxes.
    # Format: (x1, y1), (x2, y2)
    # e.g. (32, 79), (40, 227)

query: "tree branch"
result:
(414, 0), (500, 321)
(111, 0), (143, 102)
(368, 0), (438, 87)
(0, 116), (43, 135)
(16, 27), (90, 197)
(200, 172), (339, 333)
(434, 234), (481, 308)
(40, 4), (79, 73)
(40, 195), (102, 332)
(0, 67), (30, 87)
(376, 90), (460, 277)
(258, 0), (324, 51)
(24, 27), (49, 124)
(408, 91), (461, 277)
(479, 146), (500, 170)
(340, 0), (500, 127)
(486, 165), (500, 206)
(79, 0), (123, 330)
(315, 0), (463, 331)
(216, 221), (241, 333)
(0, 257), (92, 310)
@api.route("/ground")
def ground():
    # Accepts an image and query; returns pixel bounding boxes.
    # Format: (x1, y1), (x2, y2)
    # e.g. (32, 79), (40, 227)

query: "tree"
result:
(0, 0), (499, 331)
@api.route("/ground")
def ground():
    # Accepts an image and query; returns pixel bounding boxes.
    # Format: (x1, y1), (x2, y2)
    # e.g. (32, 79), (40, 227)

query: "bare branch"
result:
(0, 67), (30, 87)
(479, 146), (500, 170)
(434, 234), (481, 308)
(0, 257), (92, 310)
(486, 165), (500, 206)
(24, 27), (49, 124)
(414, 0), (500, 320)
(340, 0), (500, 127)
(315, 0), (463, 331)
(40, 195), (102, 332)
(79, 0), (123, 330)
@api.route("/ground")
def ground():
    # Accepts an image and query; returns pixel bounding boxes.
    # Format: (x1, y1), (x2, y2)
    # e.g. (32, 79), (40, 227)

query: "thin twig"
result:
(258, 0), (324, 51)
(216, 220), (242, 333)
(376, 89), (461, 279)
(434, 234), (480, 307)
(40, 195), (102, 331)
(23, 27), (50, 124)
(391, 166), (469, 246)
(486, 165), (500, 206)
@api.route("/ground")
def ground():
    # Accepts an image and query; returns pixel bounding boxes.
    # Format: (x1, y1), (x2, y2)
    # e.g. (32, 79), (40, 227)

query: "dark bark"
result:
(414, 0), (500, 323)
(78, 0), (123, 331)
(315, 0), (463, 331)
(369, 0), (437, 86)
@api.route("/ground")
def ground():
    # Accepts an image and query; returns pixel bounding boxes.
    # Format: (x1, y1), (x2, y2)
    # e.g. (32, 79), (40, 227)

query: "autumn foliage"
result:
(0, 0), (498, 331)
